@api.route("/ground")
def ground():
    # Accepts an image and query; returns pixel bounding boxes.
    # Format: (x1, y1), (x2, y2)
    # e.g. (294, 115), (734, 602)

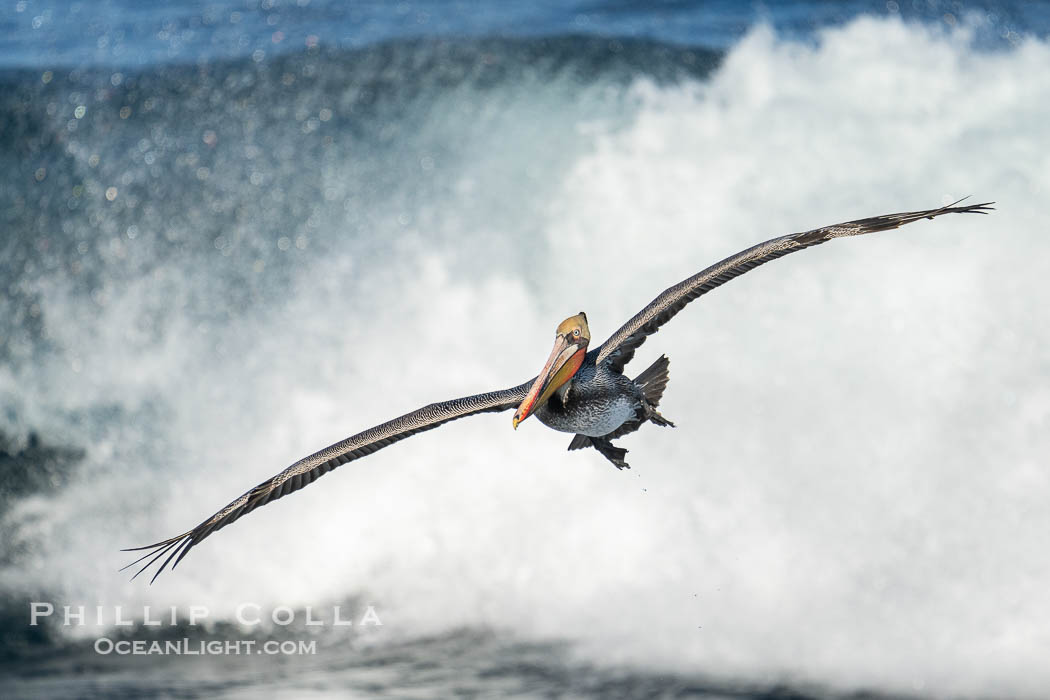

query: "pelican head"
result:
(512, 312), (590, 429)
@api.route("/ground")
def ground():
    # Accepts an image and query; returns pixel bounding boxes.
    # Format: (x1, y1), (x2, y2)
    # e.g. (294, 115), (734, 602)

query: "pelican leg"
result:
(646, 406), (675, 428)
(592, 438), (630, 470)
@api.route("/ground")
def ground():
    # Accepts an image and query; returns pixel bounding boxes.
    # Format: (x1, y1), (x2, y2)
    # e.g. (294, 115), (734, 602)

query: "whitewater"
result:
(2, 12), (1048, 699)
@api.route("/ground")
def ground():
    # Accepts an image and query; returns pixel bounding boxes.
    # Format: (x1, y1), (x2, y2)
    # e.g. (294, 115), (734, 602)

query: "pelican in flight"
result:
(124, 200), (992, 582)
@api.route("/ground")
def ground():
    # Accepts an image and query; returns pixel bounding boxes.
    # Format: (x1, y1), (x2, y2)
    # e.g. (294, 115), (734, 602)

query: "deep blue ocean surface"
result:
(3, 1), (1050, 698)
(3, 0), (1048, 68)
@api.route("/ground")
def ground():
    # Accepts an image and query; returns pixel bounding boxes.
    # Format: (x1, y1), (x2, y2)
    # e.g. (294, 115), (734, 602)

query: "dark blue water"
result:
(3, 0), (1046, 68)
(3, 1), (1050, 698)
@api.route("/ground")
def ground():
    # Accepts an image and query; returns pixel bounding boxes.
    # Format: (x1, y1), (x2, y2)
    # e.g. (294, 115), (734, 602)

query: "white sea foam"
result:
(5, 15), (1049, 697)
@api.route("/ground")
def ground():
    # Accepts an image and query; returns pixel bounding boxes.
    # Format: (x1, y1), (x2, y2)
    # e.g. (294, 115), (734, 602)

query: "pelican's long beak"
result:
(512, 333), (586, 429)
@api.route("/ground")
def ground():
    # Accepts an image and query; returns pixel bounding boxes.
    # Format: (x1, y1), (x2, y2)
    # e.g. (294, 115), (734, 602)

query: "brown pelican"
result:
(124, 200), (992, 582)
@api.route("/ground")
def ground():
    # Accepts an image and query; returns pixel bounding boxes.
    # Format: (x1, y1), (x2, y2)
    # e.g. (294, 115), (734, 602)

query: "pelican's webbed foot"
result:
(646, 407), (675, 428)
(592, 438), (630, 470)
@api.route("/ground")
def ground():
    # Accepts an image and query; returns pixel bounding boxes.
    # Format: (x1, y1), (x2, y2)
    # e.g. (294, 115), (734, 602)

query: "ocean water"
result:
(2, 1), (1049, 698)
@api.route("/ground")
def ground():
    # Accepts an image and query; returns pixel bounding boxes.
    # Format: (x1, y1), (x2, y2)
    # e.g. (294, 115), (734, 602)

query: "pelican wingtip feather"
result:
(120, 531), (194, 584)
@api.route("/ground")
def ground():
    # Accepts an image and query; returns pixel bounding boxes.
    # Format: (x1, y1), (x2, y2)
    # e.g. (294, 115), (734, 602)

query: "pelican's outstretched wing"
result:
(596, 200), (994, 373)
(123, 380), (532, 583)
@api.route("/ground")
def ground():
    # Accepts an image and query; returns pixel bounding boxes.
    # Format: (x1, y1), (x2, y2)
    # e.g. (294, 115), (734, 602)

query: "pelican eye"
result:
(573, 329), (580, 337)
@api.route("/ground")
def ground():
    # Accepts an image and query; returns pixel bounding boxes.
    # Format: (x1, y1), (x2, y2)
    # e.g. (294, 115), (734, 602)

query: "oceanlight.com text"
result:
(94, 638), (317, 656)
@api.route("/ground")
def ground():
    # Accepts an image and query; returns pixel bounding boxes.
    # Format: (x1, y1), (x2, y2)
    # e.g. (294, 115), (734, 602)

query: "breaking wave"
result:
(2, 16), (1049, 698)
